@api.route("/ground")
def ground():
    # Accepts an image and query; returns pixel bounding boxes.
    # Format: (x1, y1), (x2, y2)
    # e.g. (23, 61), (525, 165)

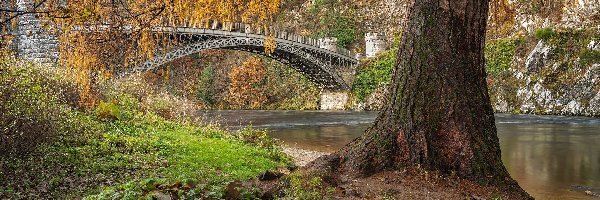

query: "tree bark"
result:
(309, 0), (529, 196)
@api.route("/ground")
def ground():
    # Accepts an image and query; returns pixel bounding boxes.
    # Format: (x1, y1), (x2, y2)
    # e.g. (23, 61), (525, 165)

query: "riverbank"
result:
(268, 147), (531, 199)
(281, 147), (599, 199)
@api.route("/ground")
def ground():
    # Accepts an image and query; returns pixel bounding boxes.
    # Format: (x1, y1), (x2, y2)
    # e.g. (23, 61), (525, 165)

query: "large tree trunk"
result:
(309, 0), (529, 195)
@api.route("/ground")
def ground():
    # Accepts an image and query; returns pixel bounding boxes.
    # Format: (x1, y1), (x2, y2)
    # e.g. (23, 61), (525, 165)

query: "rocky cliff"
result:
(285, 0), (600, 115)
(485, 0), (599, 116)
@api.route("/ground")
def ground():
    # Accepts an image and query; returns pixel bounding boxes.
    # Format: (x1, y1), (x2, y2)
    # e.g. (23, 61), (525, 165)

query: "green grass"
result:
(84, 115), (289, 199)
(0, 58), (291, 199)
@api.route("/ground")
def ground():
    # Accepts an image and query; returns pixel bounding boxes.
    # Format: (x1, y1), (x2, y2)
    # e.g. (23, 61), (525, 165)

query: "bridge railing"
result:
(157, 20), (355, 59)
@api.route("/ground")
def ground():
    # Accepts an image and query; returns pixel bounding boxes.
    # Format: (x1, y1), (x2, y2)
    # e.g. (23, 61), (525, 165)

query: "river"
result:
(197, 110), (600, 199)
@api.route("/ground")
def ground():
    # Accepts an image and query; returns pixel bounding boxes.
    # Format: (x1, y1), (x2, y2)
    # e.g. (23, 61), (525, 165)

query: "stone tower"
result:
(14, 0), (59, 64)
(365, 33), (386, 58)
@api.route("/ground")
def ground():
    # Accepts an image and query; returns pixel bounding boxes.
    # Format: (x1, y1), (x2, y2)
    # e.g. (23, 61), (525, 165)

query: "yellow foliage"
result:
(39, 0), (282, 107)
(264, 35), (277, 55)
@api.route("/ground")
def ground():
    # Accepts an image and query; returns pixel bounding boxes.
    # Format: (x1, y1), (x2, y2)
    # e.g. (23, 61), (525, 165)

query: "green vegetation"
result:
(263, 59), (320, 110)
(283, 172), (334, 199)
(579, 49), (600, 66)
(485, 38), (523, 75)
(534, 28), (600, 90)
(352, 49), (396, 101)
(0, 58), (291, 199)
(0, 59), (84, 157)
(196, 66), (216, 106)
(309, 0), (360, 47)
(317, 15), (360, 47)
(535, 27), (556, 41)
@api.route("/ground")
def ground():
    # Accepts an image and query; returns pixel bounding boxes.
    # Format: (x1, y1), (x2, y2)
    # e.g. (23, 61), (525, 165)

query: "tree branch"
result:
(0, 0), (49, 26)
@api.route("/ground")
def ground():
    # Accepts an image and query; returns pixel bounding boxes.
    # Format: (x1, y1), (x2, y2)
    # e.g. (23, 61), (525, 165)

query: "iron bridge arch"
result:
(126, 27), (358, 91)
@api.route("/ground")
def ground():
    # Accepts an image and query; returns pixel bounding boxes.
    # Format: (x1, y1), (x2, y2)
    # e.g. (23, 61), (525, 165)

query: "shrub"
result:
(234, 127), (279, 149)
(196, 66), (216, 106)
(317, 15), (359, 47)
(283, 172), (334, 199)
(310, 0), (360, 47)
(485, 38), (523, 75)
(535, 27), (555, 41)
(95, 100), (122, 121)
(227, 57), (268, 109)
(142, 92), (198, 120)
(579, 49), (600, 66)
(0, 58), (85, 157)
(352, 49), (396, 101)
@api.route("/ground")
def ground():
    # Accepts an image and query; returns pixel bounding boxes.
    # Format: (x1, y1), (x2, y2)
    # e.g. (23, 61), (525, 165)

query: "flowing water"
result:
(198, 110), (600, 199)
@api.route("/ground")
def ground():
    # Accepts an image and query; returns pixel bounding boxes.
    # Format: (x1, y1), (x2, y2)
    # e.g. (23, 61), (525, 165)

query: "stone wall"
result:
(365, 33), (387, 58)
(14, 0), (59, 64)
(320, 91), (349, 110)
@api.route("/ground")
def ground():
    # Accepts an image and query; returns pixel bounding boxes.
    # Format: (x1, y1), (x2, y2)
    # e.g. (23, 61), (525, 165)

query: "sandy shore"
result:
(281, 147), (330, 167)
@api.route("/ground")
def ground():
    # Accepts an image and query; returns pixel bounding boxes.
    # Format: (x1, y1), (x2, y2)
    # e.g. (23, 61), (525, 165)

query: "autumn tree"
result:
(227, 57), (267, 109)
(0, 0), (282, 106)
(308, 0), (531, 197)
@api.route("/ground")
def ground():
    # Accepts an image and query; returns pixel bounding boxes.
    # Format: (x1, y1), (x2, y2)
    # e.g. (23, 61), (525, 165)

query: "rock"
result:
(588, 40), (599, 51)
(225, 181), (244, 200)
(572, 185), (600, 197)
(533, 83), (553, 108)
(494, 97), (510, 113)
(281, 147), (329, 167)
(525, 40), (551, 73)
(343, 188), (360, 197)
(155, 192), (172, 200)
(588, 91), (600, 116)
(258, 171), (284, 181)
(562, 100), (584, 115)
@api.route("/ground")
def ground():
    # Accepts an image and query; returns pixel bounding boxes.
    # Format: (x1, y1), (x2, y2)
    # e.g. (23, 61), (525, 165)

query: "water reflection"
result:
(198, 110), (600, 199)
(498, 124), (600, 199)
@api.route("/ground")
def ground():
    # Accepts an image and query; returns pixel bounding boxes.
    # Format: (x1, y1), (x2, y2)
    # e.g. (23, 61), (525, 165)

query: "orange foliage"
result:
(227, 57), (267, 109)
(488, 0), (516, 38)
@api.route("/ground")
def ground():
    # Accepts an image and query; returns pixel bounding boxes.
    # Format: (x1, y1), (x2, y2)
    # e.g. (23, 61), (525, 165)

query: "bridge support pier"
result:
(320, 90), (349, 110)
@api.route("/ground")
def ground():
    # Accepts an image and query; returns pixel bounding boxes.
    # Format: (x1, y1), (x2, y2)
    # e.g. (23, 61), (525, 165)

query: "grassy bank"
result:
(0, 58), (291, 199)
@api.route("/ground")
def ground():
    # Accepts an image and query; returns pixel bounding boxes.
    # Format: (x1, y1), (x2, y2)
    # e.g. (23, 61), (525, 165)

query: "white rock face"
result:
(320, 91), (349, 110)
(588, 92), (600, 115)
(561, 0), (600, 28)
(534, 83), (554, 110)
(562, 100), (584, 115)
(496, 62), (600, 116)
(525, 41), (551, 72)
(494, 97), (510, 113)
